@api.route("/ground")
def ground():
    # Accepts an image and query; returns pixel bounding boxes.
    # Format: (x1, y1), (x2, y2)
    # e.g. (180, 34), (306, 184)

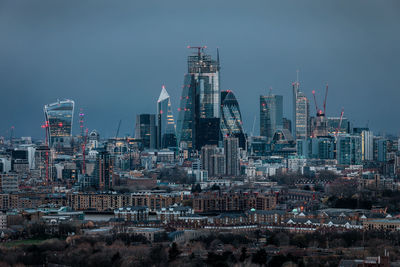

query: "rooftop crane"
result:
(187, 45), (207, 58)
(312, 83), (329, 116)
(335, 108), (345, 137)
(115, 120), (122, 139)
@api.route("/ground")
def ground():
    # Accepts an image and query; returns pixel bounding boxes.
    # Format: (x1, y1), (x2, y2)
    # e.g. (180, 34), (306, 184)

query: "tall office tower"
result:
(260, 94), (283, 140)
(292, 80), (310, 139)
(44, 99), (75, 147)
(201, 145), (217, 177)
(361, 130), (374, 161)
(336, 135), (362, 165)
(224, 136), (240, 176)
(94, 149), (113, 190)
(157, 85), (177, 149)
(176, 47), (220, 150)
(376, 139), (388, 162)
(220, 90), (246, 149)
(135, 114), (157, 149)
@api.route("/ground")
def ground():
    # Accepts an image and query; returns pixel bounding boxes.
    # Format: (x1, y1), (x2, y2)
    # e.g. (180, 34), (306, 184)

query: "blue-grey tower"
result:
(176, 46), (220, 150)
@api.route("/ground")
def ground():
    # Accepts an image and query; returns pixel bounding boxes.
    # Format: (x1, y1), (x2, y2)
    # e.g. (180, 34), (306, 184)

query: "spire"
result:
(157, 85), (170, 102)
(217, 47), (220, 70)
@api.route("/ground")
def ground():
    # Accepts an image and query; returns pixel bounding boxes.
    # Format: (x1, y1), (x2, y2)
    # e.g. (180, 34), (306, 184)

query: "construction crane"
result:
(79, 109), (85, 137)
(115, 120), (122, 138)
(251, 115), (257, 137)
(187, 45), (207, 58)
(82, 128), (89, 175)
(312, 83), (329, 116)
(334, 108), (345, 137)
(40, 121), (50, 185)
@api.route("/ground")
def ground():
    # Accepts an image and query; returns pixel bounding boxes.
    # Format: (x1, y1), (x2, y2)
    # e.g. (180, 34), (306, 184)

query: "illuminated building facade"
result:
(44, 99), (74, 147)
(292, 81), (310, 139)
(157, 85), (176, 148)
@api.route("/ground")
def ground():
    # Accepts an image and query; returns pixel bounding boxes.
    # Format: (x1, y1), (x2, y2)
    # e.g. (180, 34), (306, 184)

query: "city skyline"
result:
(1, 0), (399, 139)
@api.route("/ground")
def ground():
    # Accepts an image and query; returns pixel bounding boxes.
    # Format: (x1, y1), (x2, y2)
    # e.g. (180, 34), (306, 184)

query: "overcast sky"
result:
(0, 0), (399, 139)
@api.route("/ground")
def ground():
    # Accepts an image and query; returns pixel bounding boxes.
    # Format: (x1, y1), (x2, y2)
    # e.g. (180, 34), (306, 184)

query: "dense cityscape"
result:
(0, 45), (399, 266)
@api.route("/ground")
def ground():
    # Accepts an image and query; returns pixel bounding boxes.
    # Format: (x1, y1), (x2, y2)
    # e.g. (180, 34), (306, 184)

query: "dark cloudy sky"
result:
(0, 0), (399, 139)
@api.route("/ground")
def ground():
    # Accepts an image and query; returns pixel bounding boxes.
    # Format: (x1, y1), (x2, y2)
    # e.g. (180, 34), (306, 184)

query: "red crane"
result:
(82, 128), (89, 175)
(335, 108), (344, 137)
(323, 83), (328, 115)
(312, 90), (319, 114)
(40, 121), (50, 184)
(187, 45), (207, 58)
(312, 83), (329, 116)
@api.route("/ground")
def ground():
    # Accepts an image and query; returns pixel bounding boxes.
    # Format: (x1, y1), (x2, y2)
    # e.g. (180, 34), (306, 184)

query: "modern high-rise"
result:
(44, 99), (74, 147)
(260, 94), (283, 140)
(135, 114), (157, 149)
(292, 81), (309, 140)
(220, 90), (246, 149)
(361, 130), (374, 161)
(336, 134), (362, 165)
(176, 47), (220, 150)
(157, 85), (176, 148)
(224, 136), (240, 176)
(94, 149), (113, 190)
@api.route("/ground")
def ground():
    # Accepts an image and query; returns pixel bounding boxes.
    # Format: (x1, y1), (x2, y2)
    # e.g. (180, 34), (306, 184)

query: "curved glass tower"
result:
(220, 90), (246, 149)
(44, 99), (74, 147)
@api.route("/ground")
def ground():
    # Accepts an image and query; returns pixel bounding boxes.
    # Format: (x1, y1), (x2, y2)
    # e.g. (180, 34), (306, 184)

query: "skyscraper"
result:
(94, 149), (113, 190)
(157, 85), (176, 148)
(176, 47), (220, 150)
(44, 99), (74, 147)
(220, 90), (246, 149)
(361, 130), (374, 161)
(135, 114), (157, 149)
(260, 94), (283, 140)
(292, 81), (309, 139)
(224, 136), (240, 176)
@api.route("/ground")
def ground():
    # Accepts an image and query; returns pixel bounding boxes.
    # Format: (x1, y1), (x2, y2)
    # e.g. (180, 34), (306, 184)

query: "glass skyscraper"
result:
(176, 47), (220, 149)
(135, 114), (157, 149)
(292, 81), (310, 140)
(220, 90), (246, 149)
(157, 85), (176, 148)
(260, 94), (283, 140)
(44, 99), (74, 147)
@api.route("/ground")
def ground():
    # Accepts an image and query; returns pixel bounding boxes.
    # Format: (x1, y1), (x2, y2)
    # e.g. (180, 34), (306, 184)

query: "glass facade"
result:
(336, 134), (362, 165)
(157, 85), (176, 148)
(44, 99), (74, 147)
(177, 49), (220, 149)
(260, 94), (283, 140)
(135, 114), (157, 149)
(220, 90), (246, 149)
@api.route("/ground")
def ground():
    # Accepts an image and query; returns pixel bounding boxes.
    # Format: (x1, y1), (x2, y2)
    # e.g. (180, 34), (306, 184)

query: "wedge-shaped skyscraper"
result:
(157, 85), (177, 148)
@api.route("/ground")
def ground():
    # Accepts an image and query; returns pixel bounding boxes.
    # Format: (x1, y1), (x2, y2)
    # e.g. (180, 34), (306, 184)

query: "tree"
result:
(239, 247), (247, 262)
(168, 242), (181, 262)
(252, 249), (267, 266)
(191, 184), (202, 193)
